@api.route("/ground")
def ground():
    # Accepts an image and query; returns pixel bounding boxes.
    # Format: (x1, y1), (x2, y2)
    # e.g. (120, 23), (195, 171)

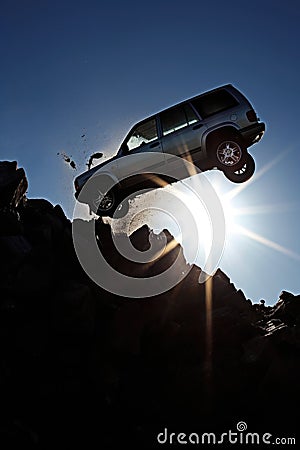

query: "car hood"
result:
(78, 153), (120, 178)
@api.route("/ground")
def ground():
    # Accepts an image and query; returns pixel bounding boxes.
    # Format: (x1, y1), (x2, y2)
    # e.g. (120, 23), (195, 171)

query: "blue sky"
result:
(1, 0), (299, 304)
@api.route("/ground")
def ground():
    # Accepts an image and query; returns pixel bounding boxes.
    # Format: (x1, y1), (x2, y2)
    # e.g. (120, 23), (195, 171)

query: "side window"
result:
(161, 107), (187, 136)
(127, 118), (158, 151)
(184, 104), (199, 125)
(161, 105), (198, 136)
(192, 90), (239, 119)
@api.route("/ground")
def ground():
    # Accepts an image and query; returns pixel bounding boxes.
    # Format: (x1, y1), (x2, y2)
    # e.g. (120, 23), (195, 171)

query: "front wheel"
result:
(223, 154), (255, 183)
(91, 188), (128, 218)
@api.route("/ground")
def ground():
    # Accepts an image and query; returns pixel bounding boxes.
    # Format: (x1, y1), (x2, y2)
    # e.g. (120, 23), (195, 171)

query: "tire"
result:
(223, 154), (255, 183)
(93, 188), (116, 217)
(212, 135), (248, 171)
(93, 188), (129, 218)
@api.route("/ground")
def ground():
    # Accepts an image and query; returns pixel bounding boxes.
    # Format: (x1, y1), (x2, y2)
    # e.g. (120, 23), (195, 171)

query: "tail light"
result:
(246, 109), (258, 122)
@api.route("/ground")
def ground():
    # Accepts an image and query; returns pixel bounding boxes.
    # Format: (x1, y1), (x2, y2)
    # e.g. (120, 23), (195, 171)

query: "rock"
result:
(279, 290), (295, 301)
(15, 258), (54, 295)
(269, 291), (300, 325)
(0, 161), (28, 208)
(263, 318), (287, 336)
(0, 235), (32, 274)
(0, 160), (299, 444)
(0, 207), (23, 235)
(52, 281), (95, 335)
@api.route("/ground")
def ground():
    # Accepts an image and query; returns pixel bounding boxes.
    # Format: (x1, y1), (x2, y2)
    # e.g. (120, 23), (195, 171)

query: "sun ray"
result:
(146, 174), (169, 188)
(225, 145), (295, 201)
(204, 276), (213, 395)
(235, 224), (300, 261)
(182, 146), (199, 178)
(145, 235), (180, 267)
(233, 201), (300, 216)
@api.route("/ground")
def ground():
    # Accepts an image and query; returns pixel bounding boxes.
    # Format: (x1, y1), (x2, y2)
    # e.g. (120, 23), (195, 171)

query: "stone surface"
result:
(0, 161), (28, 208)
(0, 161), (299, 447)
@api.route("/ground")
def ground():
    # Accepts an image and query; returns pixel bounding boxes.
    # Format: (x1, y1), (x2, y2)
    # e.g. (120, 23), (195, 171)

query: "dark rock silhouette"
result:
(0, 161), (28, 209)
(0, 161), (299, 447)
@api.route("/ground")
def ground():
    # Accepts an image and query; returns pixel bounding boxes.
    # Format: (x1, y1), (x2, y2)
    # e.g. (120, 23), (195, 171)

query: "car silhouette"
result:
(74, 84), (265, 217)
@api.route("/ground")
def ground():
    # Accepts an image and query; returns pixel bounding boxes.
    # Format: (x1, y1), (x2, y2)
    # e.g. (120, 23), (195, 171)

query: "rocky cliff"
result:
(0, 161), (299, 447)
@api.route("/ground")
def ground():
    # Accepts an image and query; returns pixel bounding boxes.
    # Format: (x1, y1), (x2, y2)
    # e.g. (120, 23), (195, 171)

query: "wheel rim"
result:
(94, 191), (114, 211)
(217, 141), (242, 167)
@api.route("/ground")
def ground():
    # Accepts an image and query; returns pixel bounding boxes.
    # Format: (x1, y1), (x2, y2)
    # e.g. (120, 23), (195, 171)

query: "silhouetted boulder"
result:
(0, 161), (27, 208)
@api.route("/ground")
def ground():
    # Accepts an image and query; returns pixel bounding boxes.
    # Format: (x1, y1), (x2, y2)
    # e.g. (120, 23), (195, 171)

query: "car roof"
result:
(125, 83), (236, 135)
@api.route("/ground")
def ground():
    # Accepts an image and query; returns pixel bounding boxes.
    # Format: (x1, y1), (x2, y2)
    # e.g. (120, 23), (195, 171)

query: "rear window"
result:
(191, 89), (239, 119)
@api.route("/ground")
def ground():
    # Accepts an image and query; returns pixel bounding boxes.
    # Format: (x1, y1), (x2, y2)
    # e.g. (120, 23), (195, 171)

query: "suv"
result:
(74, 84), (265, 217)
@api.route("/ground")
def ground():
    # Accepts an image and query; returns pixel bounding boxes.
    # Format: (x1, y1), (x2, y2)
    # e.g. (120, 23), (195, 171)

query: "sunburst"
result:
(221, 147), (300, 262)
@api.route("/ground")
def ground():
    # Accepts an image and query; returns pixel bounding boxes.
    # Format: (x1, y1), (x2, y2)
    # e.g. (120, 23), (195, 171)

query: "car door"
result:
(117, 116), (166, 190)
(159, 103), (207, 179)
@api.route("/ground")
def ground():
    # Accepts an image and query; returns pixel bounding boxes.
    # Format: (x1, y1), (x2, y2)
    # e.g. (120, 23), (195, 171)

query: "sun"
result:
(212, 149), (300, 264)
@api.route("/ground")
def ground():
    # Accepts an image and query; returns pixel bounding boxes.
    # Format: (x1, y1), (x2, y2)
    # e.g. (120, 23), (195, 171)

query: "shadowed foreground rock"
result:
(0, 161), (299, 447)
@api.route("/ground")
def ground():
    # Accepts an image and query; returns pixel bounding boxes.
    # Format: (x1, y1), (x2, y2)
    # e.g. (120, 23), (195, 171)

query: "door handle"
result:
(193, 124), (203, 130)
(150, 142), (159, 148)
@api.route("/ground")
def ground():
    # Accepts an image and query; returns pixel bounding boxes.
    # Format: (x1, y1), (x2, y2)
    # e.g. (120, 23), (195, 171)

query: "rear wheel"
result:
(211, 135), (248, 171)
(223, 154), (255, 183)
